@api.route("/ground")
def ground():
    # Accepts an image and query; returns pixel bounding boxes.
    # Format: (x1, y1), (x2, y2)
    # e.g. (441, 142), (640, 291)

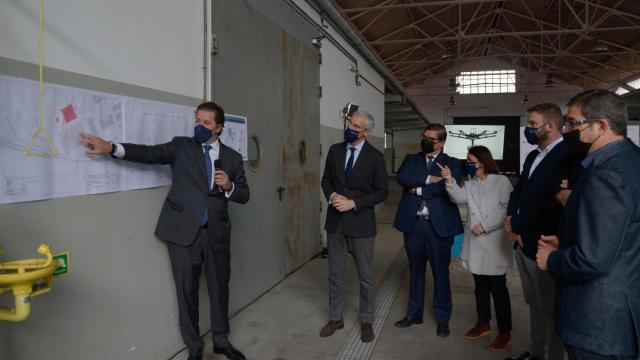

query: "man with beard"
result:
(555, 90), (598, 207)
(537, 89), (640, 359)
(392, 124), (463, 337)
(505, 103), (569, 360)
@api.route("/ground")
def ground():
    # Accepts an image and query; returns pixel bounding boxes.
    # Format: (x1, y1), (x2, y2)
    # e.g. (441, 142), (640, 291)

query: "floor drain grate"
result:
(336, 249), (407, 360)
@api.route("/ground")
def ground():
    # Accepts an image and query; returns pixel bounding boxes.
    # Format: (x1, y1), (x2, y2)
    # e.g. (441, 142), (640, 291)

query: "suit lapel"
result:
(336, 142), (347, 185)
(427, 152), (442, 176)
(521, 150), (537, 182)
(528, 143), (562, 183)
(414, 153), (427, 177)
(218, 141), (231, 171)
(349, 141), (368, 180)
(192, 140), (209, 190)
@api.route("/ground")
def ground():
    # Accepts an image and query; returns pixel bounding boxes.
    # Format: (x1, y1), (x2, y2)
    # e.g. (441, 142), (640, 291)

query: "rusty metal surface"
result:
(281, 32), (321, 273)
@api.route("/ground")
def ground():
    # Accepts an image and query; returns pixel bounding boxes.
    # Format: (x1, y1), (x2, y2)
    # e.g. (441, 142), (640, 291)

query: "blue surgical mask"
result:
(467, 163), (477, 177)
(194, 125), (213, 143)
(524, 126), (542, 145)
(344, 127), (359, 144)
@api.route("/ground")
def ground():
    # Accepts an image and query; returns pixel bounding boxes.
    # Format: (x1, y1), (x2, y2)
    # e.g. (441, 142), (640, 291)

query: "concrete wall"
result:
(0, 1), (207, 359)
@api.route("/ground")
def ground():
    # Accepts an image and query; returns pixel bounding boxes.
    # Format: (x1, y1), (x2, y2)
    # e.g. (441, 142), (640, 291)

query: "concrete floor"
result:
(176, 180), (531, 360)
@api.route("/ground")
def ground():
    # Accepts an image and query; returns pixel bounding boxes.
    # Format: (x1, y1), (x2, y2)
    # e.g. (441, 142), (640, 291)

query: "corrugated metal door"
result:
(212, 0), (320, 312)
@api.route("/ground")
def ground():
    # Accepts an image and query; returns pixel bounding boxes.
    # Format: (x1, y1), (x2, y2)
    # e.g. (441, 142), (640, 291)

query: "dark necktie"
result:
(345, 147), (356, 179)
(426, 155), (434, 169)
(201, 145), (213, 225)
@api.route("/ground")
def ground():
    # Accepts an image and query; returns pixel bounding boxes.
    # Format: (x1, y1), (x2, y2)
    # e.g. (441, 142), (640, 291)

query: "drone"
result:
(448, 128), (498, 148)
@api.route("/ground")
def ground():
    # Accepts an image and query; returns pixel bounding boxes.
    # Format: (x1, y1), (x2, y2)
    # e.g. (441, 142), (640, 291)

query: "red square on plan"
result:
(62, 105), (77, 122)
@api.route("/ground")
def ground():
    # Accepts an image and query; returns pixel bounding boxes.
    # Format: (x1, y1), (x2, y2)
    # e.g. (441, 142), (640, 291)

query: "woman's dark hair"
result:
(468, 145), (499, 175)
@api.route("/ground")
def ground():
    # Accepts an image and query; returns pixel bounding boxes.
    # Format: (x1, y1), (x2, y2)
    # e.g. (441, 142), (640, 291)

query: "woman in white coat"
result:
(438, 145), (514, 351)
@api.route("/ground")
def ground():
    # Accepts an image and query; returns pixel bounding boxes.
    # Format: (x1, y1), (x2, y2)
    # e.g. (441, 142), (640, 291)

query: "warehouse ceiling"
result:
(325, 0), (640, 126)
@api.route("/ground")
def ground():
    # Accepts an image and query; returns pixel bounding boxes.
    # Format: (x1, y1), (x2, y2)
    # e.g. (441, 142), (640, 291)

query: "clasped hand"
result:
(332, 194), (355, 212)
(536, 235), (559, 271)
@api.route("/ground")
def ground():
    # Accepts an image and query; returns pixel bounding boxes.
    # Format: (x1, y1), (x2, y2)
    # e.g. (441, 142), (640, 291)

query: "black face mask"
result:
(562, 129), (591, 159)
(421, 139), (436, 154)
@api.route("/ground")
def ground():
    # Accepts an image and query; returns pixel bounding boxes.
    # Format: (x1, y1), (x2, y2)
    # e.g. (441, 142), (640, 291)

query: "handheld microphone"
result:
(213, 159), (224, 193)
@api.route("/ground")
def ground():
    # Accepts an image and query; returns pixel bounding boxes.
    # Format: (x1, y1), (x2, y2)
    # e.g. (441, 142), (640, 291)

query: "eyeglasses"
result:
(421, 136), (440, 142)
(346, 120), (366, 131)
(567, 117), (598, 128)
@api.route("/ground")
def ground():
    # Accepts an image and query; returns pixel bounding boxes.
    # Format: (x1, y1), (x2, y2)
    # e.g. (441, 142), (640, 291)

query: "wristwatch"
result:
(110, 143), (116, 155)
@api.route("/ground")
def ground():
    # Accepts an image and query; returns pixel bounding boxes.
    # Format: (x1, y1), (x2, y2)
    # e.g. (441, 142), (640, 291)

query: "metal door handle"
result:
(277, 186), (285, 202)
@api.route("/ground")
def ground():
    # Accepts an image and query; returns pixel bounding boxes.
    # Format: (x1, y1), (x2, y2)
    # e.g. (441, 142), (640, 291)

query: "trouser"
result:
(515, 248), (565, 360)
(328, 222), (375, 323)
(472, 273), (512, 333)
(166, 227), (230, 356)
(404, 217), (454, 325)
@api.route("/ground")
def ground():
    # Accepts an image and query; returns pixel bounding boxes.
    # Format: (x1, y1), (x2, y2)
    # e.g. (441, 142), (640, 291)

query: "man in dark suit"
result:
(81, 102), (249, 360)
(505, 103), (568, 360)
(392, 124), (463, 337)
(319, 111), (388, 343)
(537, 89), (640, 360)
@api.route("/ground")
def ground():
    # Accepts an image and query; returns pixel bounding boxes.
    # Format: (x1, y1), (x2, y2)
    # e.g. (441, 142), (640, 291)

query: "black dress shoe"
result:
(505, 351), (539, 360)
(436, 323), (450, 337)
(187, 355), (202, 360)
(214, 343), (246, 360)
(394, 316), (423, 328)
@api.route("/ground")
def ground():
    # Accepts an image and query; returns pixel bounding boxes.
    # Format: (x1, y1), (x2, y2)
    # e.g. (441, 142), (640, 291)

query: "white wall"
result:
(407, 59), (583, 126)
(388, 58), (585, 169)
(1, 0), (205, 98)
(292, 0), (386, 139)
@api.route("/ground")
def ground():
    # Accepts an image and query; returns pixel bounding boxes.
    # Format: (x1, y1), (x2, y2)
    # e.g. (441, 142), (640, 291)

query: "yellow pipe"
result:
(0, 284), (32, 322)
(0, 244), (56, 322)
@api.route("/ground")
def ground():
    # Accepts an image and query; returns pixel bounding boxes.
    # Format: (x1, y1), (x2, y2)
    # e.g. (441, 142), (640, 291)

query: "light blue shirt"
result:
(344, 141), (365, 169)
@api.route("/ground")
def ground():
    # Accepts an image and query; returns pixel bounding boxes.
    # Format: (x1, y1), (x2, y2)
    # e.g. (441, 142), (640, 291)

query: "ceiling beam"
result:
(341, 0), (511, 13)
(349, 0), (398, 22)
(573, 0), (640, 23)
(501, 8), (640, 53)
(369, 25), (640, 44)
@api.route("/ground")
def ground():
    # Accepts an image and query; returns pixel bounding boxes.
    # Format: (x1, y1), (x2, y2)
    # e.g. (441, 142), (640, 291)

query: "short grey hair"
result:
(575, 89), (628, 136)
(352, 111), (375, 131)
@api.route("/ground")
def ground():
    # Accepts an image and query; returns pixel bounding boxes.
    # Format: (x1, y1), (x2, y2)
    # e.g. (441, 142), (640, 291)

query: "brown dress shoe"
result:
(361, 323), (374, 343)
(319, 320), (344, 337)
(464, 323), (492, 339)
(490, 332), (512, 351)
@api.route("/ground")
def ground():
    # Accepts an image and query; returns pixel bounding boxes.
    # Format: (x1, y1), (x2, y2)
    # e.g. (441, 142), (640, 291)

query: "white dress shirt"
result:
(528, 136), (563, 178)
(344, 141), (365, 169)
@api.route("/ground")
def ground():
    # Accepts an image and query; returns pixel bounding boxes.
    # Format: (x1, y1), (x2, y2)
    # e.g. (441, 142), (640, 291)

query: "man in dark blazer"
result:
(506, 103), (569, 360)
(319, 111), (388, 343)
(81, 102), (249, 360)
(537, 90), (640, 360)
(393, 124), (463, 336)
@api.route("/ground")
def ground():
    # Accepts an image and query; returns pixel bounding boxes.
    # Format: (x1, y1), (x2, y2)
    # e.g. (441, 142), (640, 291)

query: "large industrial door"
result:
(212, 0), (320, 312)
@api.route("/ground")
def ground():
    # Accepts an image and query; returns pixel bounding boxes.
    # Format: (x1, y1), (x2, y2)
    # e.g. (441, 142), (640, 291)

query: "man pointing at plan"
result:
(80, 101), (250, 360)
